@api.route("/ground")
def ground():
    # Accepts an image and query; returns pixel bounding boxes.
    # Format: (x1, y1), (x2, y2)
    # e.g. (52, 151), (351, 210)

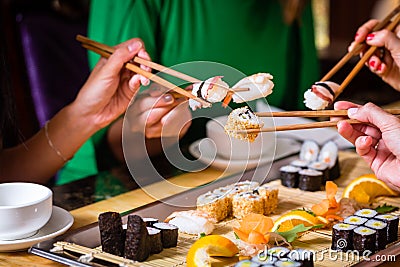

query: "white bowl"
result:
(206, 115), (276, 160)
(0, 183), (52, 240)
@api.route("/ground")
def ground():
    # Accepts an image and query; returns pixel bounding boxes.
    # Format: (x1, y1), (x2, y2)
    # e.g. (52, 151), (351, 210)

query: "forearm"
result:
(0, 104), (100, 183)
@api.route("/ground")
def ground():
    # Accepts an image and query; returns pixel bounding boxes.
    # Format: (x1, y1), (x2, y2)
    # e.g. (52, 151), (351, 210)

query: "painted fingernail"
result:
(163, 94), (174, 103)
(355, 33), (359, 39)
(377, 64), (383, 71)
(369, 60), (376, 68)
(348, 108), (358, 116)
(128, 42), (142, 52)
(367, 33), (375, 41)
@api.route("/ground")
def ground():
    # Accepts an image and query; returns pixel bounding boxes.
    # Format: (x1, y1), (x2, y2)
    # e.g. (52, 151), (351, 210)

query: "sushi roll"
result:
(189, 76), (229, 110)
(307, 161), (329, 185)
(124, 215), (150, 262)
(197, 191), (230, 222)
(299, 140), (319, 163)
(290, 159), (309, 169)
(331, 223), (356, 251)
(255, 184), (279, 215)
(98, 212), (125, 256)
(343, 215), (368, 226)
(375, 214), (399, 243)
(224, 106), (264, 142)
(153, 222), (179, 248)
(266, 246), (290, 259)
(280, 165), (301, 188)
(274, 259), (301, 267)
(147, 227), (163, 254)
(298, 169), (323, 192)
(353, 226), (377, 253)
(251, 252), (277, 265)
(231, 73), (274, 103)
(165, 210), (215, 235)
(234, 259), (260, 267)
(143, 217), (159, 227)
(303, 81), (340, 110)
(235, 180), (260, 191)
(288, 249), (314, 267)
(318, 141), (340, 180)
(354, 209), (378, 219)
(365, 219), (388, 251)
(232, 191), (264, 219)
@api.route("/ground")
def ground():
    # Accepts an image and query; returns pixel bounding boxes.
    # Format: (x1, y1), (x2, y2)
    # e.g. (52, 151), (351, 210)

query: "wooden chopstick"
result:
(80, 43), (211, 107)
(321, 4), (400, 82)
(255, 109), (400, 118)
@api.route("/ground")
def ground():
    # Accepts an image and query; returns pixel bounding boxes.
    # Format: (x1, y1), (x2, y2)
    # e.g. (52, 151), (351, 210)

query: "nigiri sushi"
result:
(303, 81), (340, 110)
(165, 210), (216, 235)
(189, 76), (229, 110)
(232, 73), (274, 103)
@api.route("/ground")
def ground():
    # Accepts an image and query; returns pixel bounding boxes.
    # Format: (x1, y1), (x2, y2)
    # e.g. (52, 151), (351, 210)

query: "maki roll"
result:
(375, 214), (399, 243)
(197, 191), (230, 222)
(300, 140), (319, 163)
(307, 161), (329, 185)
(124, 215), (150, 262)
(318, 141), (340, 180)
(365, 219), (388, 251)
(353, 226), (377, 253)
(147, 227), (163, 254)
(274, 259), (301, 267)
(232, 191), (264, 219)
(290, 159), (309, 169)
(354, 209), (378, 219)
(224, 106), (264, 142)
(331, 223), (356, 251)
(343, 215), (368, 226)
(288, 249), (314, 267)
(234, 259), (260, 267)
(98, 212), (125, 256)
(143, 217), (158, 227)
(251, 252), (277, 265)
(298, 169), (323, 192)
(266, 246), (290, 259)
(279, 165), (301, 188)
(153, 222), (179, 248)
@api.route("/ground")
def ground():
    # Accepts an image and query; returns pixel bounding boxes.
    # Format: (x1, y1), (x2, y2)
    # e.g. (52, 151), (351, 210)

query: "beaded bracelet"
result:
(44, 121), (68, 163)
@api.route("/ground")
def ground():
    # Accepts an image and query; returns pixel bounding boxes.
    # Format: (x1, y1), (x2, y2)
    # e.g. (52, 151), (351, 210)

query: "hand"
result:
(127, 83), (192, 138)
(334, 101), (400, 191)
(349, 19), (400, 91)
(71, 38), (151, 129)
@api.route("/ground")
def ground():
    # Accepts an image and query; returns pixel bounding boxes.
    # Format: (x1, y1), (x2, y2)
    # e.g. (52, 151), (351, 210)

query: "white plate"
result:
(0, 206), (74, 252)
(189, 137), (301, 172)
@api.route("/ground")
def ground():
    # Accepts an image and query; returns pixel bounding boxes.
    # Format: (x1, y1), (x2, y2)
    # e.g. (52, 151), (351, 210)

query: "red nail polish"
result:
(370, 61), (376, 68)
(367, 33), (375, 41)
(377, 64), (383, 71)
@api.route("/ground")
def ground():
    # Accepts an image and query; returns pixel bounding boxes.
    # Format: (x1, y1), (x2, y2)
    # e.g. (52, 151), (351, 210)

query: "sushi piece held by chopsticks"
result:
(224, 106), (263, 142)
(303, 81), (340, 110)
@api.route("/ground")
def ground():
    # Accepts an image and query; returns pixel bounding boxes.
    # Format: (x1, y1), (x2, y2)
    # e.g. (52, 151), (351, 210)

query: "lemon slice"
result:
(186, 235), (239, 267)
(342, 174), (398, 204)
(271, 210), (319, 232)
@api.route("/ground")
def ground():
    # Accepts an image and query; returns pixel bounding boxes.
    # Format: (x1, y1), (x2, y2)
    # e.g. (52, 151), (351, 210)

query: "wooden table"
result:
(0, 150), (393, 267)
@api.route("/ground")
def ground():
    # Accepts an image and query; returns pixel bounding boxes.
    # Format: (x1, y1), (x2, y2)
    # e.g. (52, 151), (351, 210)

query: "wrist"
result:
(61, 103), (102, 137)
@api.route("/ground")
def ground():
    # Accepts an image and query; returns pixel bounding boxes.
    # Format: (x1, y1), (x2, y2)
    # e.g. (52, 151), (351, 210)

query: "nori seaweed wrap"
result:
(288, 248), (314, 267)
(298, 169), (323, 192)
(365, 219), (388, 251)
(308, 161), (329, 185)
(153, 222), (179, 248)
(147, 227), (163, 254)
(290, 159), (308, 169)
(375, 214), (399, 243)
(331, 223), (356, 251)
(124, 215), (150, 262)
(353, 226), (377, 253)
(98, 212), (125, 256)
(280, 165), (301, 188)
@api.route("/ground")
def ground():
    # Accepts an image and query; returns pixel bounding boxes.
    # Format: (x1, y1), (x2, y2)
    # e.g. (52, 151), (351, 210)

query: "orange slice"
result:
(271, 210), (319, 232)
(186, 235), (239, 267)
(342, 174), (398, 204)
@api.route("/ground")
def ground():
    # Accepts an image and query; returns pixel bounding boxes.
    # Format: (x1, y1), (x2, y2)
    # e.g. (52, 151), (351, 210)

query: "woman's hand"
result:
(71, 38), (151, 129)
(335, 101), (400, 191)
(349, 19), (400, 91)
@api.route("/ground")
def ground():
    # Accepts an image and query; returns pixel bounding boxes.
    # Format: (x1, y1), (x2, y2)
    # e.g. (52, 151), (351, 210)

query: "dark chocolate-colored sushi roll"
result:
(280, 165), (301, 188)
(365, 219), (387, 251)
(375, 214), (399, 243)
(318, 141), (340, 180)
(147, 227), (163, 254)
(290, 159), (309, 169)
(143, 217), (159, 227)
(298, 169), (323, 192)
(343, 215), (368, 226)
(153, 222), (179, 248)
(124, 215), (150, 262)
(308, 161), (329, 185)
(354, 209), (378, 219)
(331, 223), (356, 251)
(353, 226), (377, 254)
(288, 249), (314, 267)
(266, 246), (290, 259)
(98, 211), (125, 256)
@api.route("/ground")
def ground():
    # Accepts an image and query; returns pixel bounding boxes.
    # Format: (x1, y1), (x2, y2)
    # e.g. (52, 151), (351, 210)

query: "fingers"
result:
(353, 19), (380, 44)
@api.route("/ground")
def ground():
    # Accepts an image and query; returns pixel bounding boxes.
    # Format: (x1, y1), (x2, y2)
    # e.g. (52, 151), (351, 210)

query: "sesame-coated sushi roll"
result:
(353, 226), (377, 253)
(255, 184), (279, 215)
(147, 227), (163, 254)
(375, 214), (399, 243)
(236, 180), (260, 190)
(232, 191), (264, 219)
(344, 215), (368, 226)
(288, 249), (314, 267)
(266, 246), (290, 259)
(300, 140), (319, 163)
(365, 219), (388, 251)
(143, 217), (159, 227)
(318, 141), (340, 180)
(224, 106), (263, 142)
(197, 191), (230, 222)
(354, 209), (378, 219)
(298, 169), (323, 192)
(98, 212), (125, 256)
(274, 259), (301, 267)
(308, 161), (329, 185)
(153, 222), (179, 248)
(290, 159), (309, 169)
(280, 165), (301, 188)
(124, 215), (149, 262)
(331, 223), (356, 251)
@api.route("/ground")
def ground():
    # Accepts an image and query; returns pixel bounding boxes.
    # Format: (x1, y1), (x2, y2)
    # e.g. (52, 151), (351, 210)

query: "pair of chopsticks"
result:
(321, 4), (400, 100)
(240, 109), (400, 133)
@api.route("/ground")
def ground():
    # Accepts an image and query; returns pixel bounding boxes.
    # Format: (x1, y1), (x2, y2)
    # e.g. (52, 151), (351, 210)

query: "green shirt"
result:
(58, 0), (319, 184)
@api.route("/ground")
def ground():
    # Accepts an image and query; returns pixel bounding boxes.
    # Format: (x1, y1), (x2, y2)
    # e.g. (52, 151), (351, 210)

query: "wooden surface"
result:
(0, 150), (397, 267)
